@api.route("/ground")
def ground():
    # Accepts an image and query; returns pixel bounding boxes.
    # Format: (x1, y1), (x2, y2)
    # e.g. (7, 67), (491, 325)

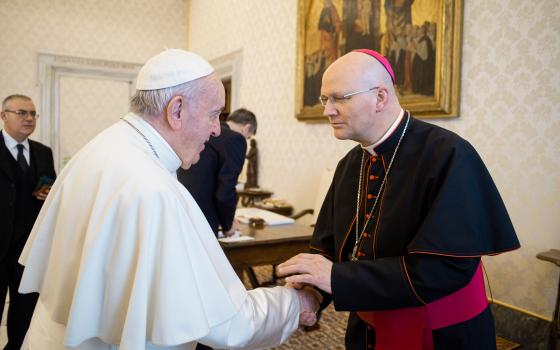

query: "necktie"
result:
(16, 144), (29, 172)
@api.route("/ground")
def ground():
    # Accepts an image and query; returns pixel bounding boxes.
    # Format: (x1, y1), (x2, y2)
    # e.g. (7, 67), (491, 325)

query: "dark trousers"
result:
(0, 256), (39, 350)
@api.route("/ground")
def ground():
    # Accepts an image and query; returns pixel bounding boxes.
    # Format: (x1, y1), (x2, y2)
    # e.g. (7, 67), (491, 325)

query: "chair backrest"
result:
(312, 168), (335, 224)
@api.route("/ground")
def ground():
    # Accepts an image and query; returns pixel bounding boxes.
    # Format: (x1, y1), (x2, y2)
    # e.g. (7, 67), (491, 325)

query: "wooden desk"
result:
(221, 223), (313, 268)
(220, 223), (313, 286)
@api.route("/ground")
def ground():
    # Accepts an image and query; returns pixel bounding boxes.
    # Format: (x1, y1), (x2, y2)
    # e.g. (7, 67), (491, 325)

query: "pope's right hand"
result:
(294, 286), (322, 326)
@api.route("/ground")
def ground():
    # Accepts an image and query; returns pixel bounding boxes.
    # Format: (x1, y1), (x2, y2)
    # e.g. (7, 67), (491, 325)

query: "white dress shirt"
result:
(2, 129), (30, 164)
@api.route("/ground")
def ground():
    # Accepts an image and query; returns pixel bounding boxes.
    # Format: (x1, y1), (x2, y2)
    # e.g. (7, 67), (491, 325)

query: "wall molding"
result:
(37, 53), (142, 170)
(209, 49), (243, 110)
(491, 298), (553, 323)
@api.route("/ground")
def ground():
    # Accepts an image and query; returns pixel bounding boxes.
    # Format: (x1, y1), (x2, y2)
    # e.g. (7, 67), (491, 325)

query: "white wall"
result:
(0, 0), (557, 321)
(188, 0), (560, 319)
(0, 0), (187, 139)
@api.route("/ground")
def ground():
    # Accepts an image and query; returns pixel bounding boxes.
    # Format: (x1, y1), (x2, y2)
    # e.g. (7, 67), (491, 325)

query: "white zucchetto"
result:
(136, 49), (214, 90)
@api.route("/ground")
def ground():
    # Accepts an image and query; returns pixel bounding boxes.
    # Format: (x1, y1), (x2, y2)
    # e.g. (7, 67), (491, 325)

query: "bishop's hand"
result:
(277, 253), (333, 294)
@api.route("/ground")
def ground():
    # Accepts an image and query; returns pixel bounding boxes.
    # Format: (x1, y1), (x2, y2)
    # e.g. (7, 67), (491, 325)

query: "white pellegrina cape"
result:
(19, 114), (299, 350)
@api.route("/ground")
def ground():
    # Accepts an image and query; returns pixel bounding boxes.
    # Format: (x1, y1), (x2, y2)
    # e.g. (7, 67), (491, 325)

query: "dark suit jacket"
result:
(177, 123), (247, 235)
(0, 131), (56, 261)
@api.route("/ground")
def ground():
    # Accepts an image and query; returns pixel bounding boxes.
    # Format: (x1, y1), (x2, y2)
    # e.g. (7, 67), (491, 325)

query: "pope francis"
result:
(17, 49), (320, 350)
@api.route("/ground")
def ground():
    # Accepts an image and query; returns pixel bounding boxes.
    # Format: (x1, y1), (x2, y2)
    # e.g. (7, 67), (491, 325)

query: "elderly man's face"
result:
(1, 98), (37, 142)
(179, 77), (224, 169)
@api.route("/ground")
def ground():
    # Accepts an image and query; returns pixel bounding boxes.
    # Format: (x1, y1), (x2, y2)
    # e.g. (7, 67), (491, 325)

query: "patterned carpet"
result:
(245, 266), (520, 350)
(271, 304), (348, 350)
(242, 266), (347, 350)
(0, 266), (519, 349)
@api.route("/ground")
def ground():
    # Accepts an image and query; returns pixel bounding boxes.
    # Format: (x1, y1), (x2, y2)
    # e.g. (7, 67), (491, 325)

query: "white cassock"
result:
(18, 113), (300, 350)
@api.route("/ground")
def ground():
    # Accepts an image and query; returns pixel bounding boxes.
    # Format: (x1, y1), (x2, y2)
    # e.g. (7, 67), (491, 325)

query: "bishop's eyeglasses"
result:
(318, 86), (379, 107)
(3, 109), (39, 119)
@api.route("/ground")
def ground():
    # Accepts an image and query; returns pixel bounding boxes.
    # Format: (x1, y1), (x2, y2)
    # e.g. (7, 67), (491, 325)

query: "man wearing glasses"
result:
(278, 50), (520, 349)
(0, 94), (56, 349)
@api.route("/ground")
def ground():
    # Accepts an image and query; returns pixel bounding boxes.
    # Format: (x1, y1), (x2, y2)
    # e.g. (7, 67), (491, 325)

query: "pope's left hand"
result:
(277, 253), (333, 294)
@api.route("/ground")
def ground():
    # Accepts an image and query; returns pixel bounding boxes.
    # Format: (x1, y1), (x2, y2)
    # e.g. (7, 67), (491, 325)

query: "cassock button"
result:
(370, 156), (377, 163)
(369, 175), (376, 181)
(362, 233), (368, 238)
(365, 213), (371, 219)
(367, 194), (375, 200)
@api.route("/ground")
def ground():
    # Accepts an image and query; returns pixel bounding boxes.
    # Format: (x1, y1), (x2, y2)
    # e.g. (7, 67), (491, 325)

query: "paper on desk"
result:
(235, 207), (295, 226)
(218, 235), (255, 243)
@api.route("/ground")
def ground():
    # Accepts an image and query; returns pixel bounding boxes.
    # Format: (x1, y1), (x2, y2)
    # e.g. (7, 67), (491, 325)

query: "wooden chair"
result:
(537, 249), (560, 350)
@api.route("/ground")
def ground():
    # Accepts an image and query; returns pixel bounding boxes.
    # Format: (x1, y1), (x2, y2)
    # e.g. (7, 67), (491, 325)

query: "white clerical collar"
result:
(122, 113), (181, 173)
(362, 108), (404, 156)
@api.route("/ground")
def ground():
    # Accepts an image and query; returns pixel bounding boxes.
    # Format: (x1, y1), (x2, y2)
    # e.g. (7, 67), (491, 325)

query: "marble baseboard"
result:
(491, 303), (556, 350)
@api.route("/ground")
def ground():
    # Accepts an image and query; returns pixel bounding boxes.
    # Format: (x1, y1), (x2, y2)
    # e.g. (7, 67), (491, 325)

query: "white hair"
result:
(130, 78), (205, 117)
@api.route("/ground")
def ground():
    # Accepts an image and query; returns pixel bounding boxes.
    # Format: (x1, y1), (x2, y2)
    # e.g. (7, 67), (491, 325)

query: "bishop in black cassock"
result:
(278, 50), (519, 350)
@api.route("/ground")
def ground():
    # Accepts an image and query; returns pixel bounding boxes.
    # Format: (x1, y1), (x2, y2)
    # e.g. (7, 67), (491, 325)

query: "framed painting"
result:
(295, 0), (463, 121)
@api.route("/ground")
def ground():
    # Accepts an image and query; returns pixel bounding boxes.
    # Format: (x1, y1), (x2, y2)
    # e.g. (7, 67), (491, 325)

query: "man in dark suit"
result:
(178, 108), (257, 237)
(0, 94), (56, 349)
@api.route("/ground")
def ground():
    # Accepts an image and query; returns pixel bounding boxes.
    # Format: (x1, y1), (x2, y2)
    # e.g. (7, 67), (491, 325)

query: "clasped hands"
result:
(277, 253), (334, 327)
(292, 285), (322, 326)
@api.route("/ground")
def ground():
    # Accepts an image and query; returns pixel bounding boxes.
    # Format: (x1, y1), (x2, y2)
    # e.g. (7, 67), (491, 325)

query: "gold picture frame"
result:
(295, 0), (463, 121)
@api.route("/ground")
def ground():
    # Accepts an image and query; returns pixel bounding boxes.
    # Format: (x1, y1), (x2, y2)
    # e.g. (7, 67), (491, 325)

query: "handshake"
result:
(276, 253), (334, 327)
(292, 284), (323, 327)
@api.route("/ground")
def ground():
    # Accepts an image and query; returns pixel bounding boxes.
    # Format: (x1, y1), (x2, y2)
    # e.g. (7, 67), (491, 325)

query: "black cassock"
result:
(311, 113), (519, 349)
